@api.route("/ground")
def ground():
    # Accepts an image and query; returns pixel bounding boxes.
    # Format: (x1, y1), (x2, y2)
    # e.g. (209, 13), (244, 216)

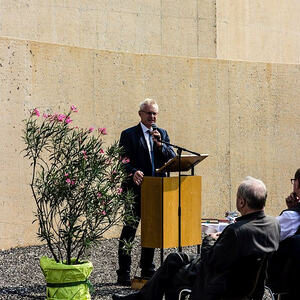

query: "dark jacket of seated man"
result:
(190, 210), (280, 300)
(112, 176), (280, 300)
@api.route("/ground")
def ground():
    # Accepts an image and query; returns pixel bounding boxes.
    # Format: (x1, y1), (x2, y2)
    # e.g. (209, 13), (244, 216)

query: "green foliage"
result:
(22, 107), (135, 265)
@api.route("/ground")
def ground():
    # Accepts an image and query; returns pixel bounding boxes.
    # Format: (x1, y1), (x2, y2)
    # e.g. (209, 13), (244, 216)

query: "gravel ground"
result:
(0, 238), (273, 300)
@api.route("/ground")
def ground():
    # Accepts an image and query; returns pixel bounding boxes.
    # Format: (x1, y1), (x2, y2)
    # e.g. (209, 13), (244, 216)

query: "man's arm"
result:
(204, 226), (239, 271)
(154, 129), (176, 160)
(277, 211), (300, 241)
(119, 130), (138, 176)
(193, 226), (239, 299)
(119, 130), (144, 186)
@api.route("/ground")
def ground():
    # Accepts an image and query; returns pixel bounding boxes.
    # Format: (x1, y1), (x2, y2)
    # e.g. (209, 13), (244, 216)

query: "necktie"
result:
(147, 130), (155, 176)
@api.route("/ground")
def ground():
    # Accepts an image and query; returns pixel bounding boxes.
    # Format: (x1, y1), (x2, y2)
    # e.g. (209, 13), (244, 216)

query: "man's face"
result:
(293, 178), (300, 195)
(138, 104), (158, 128)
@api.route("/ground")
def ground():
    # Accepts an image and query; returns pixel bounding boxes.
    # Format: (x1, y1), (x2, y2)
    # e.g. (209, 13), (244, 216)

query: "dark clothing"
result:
(118, 123), (175, 274)
(267, 235), (300, 299)
(131, 211), (280, 300)
(191, 211), (280, 300)
(267, 204), (300, 299)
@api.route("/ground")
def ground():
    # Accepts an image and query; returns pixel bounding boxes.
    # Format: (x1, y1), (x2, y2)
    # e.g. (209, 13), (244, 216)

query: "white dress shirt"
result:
(277, 210), (300, 241)
(140, 122), (153, 161)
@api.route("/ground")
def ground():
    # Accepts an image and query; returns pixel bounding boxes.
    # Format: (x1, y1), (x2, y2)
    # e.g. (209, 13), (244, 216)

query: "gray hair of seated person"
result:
(237, 176), (267, 210)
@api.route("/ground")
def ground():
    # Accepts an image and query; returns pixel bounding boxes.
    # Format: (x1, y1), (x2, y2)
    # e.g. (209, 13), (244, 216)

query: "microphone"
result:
(151, 123), (158, 131)
(151, 123), (162, 142)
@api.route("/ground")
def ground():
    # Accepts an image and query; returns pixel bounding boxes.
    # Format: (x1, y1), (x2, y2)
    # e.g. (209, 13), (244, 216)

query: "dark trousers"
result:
(118, 194), (155, 275)
(135, 252), (198, 300)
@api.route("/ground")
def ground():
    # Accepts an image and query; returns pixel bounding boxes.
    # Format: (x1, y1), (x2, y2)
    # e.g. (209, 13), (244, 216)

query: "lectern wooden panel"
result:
(141, 176), (202, 249)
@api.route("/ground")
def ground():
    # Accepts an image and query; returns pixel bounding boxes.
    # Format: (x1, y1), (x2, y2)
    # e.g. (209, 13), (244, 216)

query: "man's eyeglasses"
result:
(140, 110), (158, 116)
(291, 178), (296, 184)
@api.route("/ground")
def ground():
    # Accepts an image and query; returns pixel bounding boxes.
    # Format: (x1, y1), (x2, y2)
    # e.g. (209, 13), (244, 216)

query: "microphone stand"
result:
(159, 139), (200, 252)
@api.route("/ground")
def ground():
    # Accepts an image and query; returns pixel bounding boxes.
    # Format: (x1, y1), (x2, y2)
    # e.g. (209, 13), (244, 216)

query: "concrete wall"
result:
(2, 0), (300, 64)
(0, 0), (216, 58)
(1, 36), (300, 249)
(217, 0), (300, 63)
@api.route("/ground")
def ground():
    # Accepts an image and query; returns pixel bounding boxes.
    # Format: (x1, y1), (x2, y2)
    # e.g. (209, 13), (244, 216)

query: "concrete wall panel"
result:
(0, 0), (216, 58)
(217, 0), (300, 63)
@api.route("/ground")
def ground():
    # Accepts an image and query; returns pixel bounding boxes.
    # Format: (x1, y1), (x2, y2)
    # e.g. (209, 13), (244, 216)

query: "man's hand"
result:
(151, 130), (162, 147)
(208, 232), (221, 240)
(286, 192), (299, 209)
(133, 170), (144, 186)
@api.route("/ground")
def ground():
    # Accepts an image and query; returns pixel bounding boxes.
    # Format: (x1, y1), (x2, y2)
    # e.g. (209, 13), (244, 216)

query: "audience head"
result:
(292, 168), (300, 196)
(236, 176), (267, 214)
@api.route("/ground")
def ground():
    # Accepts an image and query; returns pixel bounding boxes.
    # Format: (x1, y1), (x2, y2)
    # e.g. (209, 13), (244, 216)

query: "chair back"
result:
(178, 253), (269, 300)
(267, 234), (300, 295)
(220, 253), (268, 300)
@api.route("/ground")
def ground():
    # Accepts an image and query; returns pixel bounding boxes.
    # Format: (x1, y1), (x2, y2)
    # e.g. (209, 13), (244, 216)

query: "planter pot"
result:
(40, 256), (93, 300)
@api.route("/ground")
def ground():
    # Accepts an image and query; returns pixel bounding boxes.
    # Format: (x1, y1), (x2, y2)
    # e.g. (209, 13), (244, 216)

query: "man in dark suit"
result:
(113, 176), (280, 299)
(117, 98), (176, 285)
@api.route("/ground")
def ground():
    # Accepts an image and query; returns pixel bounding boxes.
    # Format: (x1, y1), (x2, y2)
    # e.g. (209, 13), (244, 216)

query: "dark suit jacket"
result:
(190, 211), (280, 300)
(119, 123), (175, 195)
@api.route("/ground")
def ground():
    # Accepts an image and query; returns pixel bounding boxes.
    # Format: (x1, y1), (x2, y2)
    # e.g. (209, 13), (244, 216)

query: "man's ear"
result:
(238, 197), (246, 208)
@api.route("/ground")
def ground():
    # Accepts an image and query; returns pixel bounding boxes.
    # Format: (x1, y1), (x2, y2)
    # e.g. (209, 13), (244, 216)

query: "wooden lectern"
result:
(141, 154), (208, 253)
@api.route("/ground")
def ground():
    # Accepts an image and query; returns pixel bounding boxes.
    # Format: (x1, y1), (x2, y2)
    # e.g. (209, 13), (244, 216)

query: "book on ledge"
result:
(156, 154), (208, 173)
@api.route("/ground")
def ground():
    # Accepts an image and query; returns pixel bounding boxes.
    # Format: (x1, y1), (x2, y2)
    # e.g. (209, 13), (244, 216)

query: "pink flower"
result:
(117, 187), (123, 195)
(98, 127), (107, 135)
(122, 157), (130, 164)
(65, 117), (72, 124)
(57, 114), (66, 122)
(99, 149), (104, 154)
(101, 210), (106, 216)
(66, 178), (71, 184)
(81, 150), (88, 159)
(43, 113), (49, 118)
(64, 173), (69, 177)
(97, 192), (102, 198)
(70, 105), (78, 112)
(32, 108), (40, 117)
(71, 180), (75, 185)
(88, 127), (94, 132)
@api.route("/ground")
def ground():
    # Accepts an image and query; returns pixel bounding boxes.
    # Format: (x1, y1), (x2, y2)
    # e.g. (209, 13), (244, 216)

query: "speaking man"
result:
(116, 98), (175, 285)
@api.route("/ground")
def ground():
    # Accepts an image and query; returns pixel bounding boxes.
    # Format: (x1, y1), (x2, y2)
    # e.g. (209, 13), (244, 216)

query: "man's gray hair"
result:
(139, 98), (158, 111)
(237, 176), (267, 210)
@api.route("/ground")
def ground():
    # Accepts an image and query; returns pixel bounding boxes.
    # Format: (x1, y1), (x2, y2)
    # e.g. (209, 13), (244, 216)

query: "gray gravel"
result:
(0, 238), (273, 299)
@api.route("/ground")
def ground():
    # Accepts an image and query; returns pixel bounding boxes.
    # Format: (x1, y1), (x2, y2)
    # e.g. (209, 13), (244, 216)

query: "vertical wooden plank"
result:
(163, 177), (179, 248)
(141, 177), (162, 248)
(181, 176), (202, 246)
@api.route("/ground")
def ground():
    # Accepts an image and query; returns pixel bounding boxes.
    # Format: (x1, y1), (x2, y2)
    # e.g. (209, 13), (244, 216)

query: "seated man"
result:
(112, 176), (280, 300)
(276, 168), (300, 241)
(267, 168), (300, 299)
